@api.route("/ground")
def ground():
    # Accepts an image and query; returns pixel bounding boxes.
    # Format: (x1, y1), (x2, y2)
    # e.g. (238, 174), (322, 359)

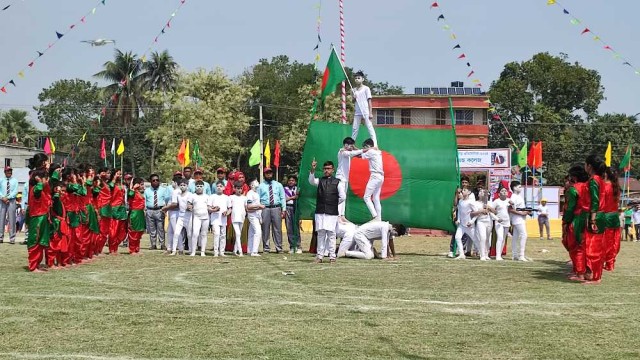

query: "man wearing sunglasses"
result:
(144, 174), (170, 250)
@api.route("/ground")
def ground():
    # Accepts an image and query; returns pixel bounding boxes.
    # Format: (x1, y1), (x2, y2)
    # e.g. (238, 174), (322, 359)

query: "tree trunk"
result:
(150, 142), (156, 174)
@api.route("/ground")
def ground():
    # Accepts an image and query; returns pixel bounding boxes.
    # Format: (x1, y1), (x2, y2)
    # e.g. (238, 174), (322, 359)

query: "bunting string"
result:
(339, 0), (347, 124)
(547, 0), (640, 76)
(64, 0), (188, 165)
(312, 1), (323, 69)
(0, 0), (108, 94)
(1, 1), (18, 13)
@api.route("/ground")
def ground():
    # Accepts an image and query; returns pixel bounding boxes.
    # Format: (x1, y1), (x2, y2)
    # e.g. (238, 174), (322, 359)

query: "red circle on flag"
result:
(349, 151), (402, 200)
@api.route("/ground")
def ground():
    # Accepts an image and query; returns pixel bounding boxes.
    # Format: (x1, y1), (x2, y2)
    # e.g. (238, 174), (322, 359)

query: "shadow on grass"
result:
(531, 259), (573, 283)
(378, 336), (428, 360)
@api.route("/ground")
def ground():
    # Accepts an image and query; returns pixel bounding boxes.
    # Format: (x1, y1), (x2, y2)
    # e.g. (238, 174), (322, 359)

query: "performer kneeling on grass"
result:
(337, 219), (395, 260)
(309, 159), (345, 264)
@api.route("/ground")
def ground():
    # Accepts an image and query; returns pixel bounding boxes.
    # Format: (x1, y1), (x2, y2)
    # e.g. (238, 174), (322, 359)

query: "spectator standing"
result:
(144, 174), (169, 250)
(0, 166), (18, 244)
(632, 206), (640, 242)
(258, 167), (286, 253)
(284, 175), (301, 253)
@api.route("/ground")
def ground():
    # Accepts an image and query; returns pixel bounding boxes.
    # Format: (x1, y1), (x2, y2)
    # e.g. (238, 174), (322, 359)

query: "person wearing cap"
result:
(215, 167), (228, 187)
(0, 166), (19, 244)
(538, 198), (551, 240)
(144, 173), (169, 250)
(188, 169), (211, 195)
(351, 70), (377, 147)
(258, 167), (286, 253)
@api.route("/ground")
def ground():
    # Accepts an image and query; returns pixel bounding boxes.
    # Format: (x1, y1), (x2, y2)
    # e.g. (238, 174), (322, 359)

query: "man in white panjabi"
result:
(468, 189), (492, 261)
(309, 159), (346, 263)
(351, 70), (377, 146)
(453, 188), (474, 259)
(489, 187), (511, 261)
(508, 180), (531, 261)
(246, 180), (264, 257)
(336, 137), (363, 219)
(361, 138), (384, 221)
(170, 179), (193, 255)
(187, 181), (210, 257)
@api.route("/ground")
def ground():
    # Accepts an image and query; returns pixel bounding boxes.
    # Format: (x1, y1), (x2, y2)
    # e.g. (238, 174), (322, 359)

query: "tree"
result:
(0, 109), (40, 147)
(147, 68), (254, 179)
(142, 50), (179, 93)
(489, 52), (606, 184)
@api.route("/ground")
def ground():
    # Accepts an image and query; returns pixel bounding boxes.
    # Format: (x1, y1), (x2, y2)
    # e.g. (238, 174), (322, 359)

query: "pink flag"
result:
(43, 137), (52, 155)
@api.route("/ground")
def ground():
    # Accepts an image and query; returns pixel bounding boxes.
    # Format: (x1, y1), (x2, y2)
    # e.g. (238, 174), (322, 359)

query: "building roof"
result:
(373, 95), (490, 109)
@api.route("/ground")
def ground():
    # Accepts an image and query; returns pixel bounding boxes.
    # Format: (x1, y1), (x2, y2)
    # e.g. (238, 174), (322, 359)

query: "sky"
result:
(1, 0), (639, 128)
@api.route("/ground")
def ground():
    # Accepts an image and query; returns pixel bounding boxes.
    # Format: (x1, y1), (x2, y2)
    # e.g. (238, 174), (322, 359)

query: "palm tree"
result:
(0, 109), (40, 147)
(142, 50), (178, 93)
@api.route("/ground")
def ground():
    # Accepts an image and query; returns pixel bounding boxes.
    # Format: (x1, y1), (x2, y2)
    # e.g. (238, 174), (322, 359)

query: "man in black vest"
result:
(308, 159), (345, 263)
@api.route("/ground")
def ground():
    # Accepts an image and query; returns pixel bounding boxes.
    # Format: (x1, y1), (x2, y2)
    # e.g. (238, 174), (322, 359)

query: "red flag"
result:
(581, 28), (590, 35)
(527, 141), (543, 168)
(100, 138), (106, 159)
(177, 139), (186, 166)
(0, 87), (6, 94)
(430, 2), (439, 8)
(467, 70), (474, 77)
(534, 141), (543, 168)
(274, 140), (281, 168)
(604, 45), (613, 51)
(457, 53), (466, 59)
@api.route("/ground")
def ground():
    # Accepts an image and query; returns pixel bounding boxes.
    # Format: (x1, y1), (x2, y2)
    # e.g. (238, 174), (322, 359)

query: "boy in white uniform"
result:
(163, 172), (182, 254)
(489, 187), (511, 261)
(361, 138), (384, 221)
(170, 179), (193, 255)
(468, 189), (492, 261)
(351, 70), (377, 146)
(208, 181), (229, 257)
(336, 218), (358, 258)
(453, 188), (474, 259)
(336, 137), (363, 219)
(229, 181), (247, 256)
(508, 181), (531, 261)
(246, 180), (264, 256)
(188, 181), (210, 256)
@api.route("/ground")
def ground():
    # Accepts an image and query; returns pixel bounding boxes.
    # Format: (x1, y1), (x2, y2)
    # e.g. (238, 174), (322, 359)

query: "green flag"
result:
(192, 140), (202, 167)
(620, 145), (632, 171)
(517, 142), (527, 168)
(319, 48), (347, 105)
(298, 121), (458, 231)
(248, 140), (261, 167)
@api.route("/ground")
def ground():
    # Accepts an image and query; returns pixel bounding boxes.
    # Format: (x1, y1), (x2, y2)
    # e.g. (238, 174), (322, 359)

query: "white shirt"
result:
(336, 148), (363, 181)
(176, 191), (194, 219)
(538, 204), (549, 217)
(509, 193), (526, 225)
(457, 198), (472, 227)
(633, 209), (640, 224)
(246, 189), (262, 219)
(230, 194), (247, 223)
(169, 188), (181, 215)
(336, 221), (357, 245)
(353, 85), (372, 117)
(356, 221), (390, 241)
(490, 198), (511, 226)
(191, 193), (209, 219)
(469, 201), (490, 223)
(208, 193), (230, 226)
(361, 149), (384, 176)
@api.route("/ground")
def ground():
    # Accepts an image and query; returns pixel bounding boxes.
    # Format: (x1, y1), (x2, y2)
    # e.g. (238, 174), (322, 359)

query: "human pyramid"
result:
(450, 154), (621, 285)
(22, 71), (394, 271)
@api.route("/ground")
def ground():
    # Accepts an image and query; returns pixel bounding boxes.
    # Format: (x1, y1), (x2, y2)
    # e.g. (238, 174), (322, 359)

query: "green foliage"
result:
(0, 109), (40, 147)
(147, 68), (254, 179)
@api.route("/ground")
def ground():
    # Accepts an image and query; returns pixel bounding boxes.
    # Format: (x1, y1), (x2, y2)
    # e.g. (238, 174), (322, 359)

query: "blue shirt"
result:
(144, 186), (170, 209)
(257, 180), (286, 210)
(0, 177), (18, 199)
(188, 179), (211, 195)
(21, 185), (28, 209)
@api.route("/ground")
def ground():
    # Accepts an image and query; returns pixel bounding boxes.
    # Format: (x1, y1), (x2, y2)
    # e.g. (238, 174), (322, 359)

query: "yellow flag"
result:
(264, 140), (271, 168)
(116, 139), (125, 156)
(49, 137), (56, 154)
(185, 139), (191, 166)
(604, 141), (612, 166)
(18, 71), (25, 78)
(81, 131), (87, 142)
(547, 0), (556, 5)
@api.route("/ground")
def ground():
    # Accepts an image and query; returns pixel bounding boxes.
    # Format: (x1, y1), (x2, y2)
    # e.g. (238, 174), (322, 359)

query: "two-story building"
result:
(0, 143), (67, 193)
(372, 82), (489, 148)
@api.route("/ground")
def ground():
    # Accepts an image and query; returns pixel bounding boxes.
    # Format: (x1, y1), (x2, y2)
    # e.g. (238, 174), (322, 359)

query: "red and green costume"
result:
(562, 182), (589, 276)
(602, 181), (621, 271)
(109, 183), (127, 253)
(585, 175), (607, 282)
(96, 180), (112, 254)
(27, 182), (51, 272)
(127, 190), (145, 254)
(81, 180), (100, 259)
(62, 183), (85, 264)
(47, 192), (70, 267)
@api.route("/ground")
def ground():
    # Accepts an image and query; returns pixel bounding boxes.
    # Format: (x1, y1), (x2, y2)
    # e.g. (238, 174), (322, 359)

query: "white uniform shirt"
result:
(353, 85), (372, 117)
(469, 201), (490, 224)
(191, 193), (209, 219)
(336, 149), (364, 181)
(230, 194), (247, 223)
(336, 221), (357, 244)
(169, 188), (181, 216)
(633, 209), (640, 224)
(361, 149), (384, 176)
(208, 193), (230, 226)
(246, 189), (262, 220)
(490, 198), (511, 226)
(457, 198), (472, 227)
(176, 192), (194, 220)
(509, 193), (526, 225)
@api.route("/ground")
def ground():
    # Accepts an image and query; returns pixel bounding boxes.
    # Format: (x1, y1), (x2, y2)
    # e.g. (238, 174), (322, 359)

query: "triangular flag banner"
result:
(437, 14), (445, 21)
(18, 71), (24, 78)
(264, 140), (271, 168)
(581, 28), (590, 35)
(56, 31), (64, 39)
(9, 80), (15, 87)
(467, 70), (474, 77)
(0, 87), (6, 94)
(604, 141), (612, 166)
(2, 5), (10, 10)
(563, 9), (569, 14)
(457, 54), (466, 59)
(248, 140), (261, 167)
(570, 19), (580, 25)
(547, 0), (556, 4)
(116, 139), (124, 156)
(430, 2), (439, 8)
(452, 44), (461, 50)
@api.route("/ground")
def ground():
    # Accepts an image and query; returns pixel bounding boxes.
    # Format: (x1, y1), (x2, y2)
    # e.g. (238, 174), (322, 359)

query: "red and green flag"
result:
(298, 121), (458, 231)
(319, 48), (347, 105)
(620, 145), (632, 171)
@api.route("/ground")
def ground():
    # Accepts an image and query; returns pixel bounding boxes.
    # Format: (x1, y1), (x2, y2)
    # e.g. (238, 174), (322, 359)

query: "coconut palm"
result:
(142, 50), (178, 93)
(0, 109), (40, 147)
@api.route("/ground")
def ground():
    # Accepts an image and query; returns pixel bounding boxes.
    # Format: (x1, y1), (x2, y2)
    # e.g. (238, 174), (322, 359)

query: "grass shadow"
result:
(378, 336), (428, 360)
(531, 259), (574, 283)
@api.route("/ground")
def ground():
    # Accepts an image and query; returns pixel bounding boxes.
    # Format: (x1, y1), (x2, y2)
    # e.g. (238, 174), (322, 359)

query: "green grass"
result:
(0, 233), (639, 359)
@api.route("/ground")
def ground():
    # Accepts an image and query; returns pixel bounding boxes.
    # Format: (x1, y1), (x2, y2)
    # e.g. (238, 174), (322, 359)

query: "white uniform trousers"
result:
(364, 173), (384, 219)
(171, 215), (191, 252)
(188, 216), (209, 256)
(494, 222), (510, 259)
(511, 223), (528, 259)
(454, 224), (474, 256)
(474, 218), (492, 259)
(247, 216), (262, 254)
(352, 115), (378, 147)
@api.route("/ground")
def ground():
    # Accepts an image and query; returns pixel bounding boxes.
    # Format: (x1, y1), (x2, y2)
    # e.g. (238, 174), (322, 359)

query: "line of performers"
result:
(562, 155), (621, 285)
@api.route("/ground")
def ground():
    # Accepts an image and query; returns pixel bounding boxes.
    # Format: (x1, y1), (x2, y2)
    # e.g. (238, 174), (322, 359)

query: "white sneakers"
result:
(250, 253), (261, 257)
(447, 252), (455, 258)
(296, 249), (302, 254)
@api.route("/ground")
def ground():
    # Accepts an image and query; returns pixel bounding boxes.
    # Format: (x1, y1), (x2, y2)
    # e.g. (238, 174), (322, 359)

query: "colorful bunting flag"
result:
(116, 139), (124, 156)
(49, 137), (56, 154)
(43, 138), (52, 155)
(249, 140), (261, 167)
(274, 140), (281, 168)
(177, 139), (186, 166)
(604, 141), (612, 166)
(100, 138), (106, 159)
(264, 140), (271, 168)
(620, 146), (632, 171)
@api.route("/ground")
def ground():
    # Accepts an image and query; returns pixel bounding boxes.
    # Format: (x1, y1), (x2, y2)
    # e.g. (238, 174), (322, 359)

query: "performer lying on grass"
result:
(337, 218), (396, 260)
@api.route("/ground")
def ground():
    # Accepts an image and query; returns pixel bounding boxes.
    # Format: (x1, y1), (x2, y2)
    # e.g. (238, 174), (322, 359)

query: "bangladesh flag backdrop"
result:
(297, 121), (458, 232)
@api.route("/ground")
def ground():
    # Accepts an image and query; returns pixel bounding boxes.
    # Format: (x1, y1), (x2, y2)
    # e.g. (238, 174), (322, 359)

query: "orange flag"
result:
(177, 139), (186, 166)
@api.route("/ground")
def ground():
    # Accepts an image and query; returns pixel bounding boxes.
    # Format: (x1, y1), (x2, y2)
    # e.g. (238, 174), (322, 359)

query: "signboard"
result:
(458, 148), (510, 169)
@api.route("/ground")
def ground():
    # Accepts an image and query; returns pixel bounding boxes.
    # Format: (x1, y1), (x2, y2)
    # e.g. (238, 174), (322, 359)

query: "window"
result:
(400, 109), (411, 125)
(455, 109), (474, 125)
(4, 158), (10, 168)
(376, 110), (395, 125)
(435, 109), (447, 125)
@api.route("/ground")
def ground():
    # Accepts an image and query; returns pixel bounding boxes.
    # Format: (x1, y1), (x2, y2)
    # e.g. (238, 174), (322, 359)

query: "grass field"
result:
(0, 233), (639, 360)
